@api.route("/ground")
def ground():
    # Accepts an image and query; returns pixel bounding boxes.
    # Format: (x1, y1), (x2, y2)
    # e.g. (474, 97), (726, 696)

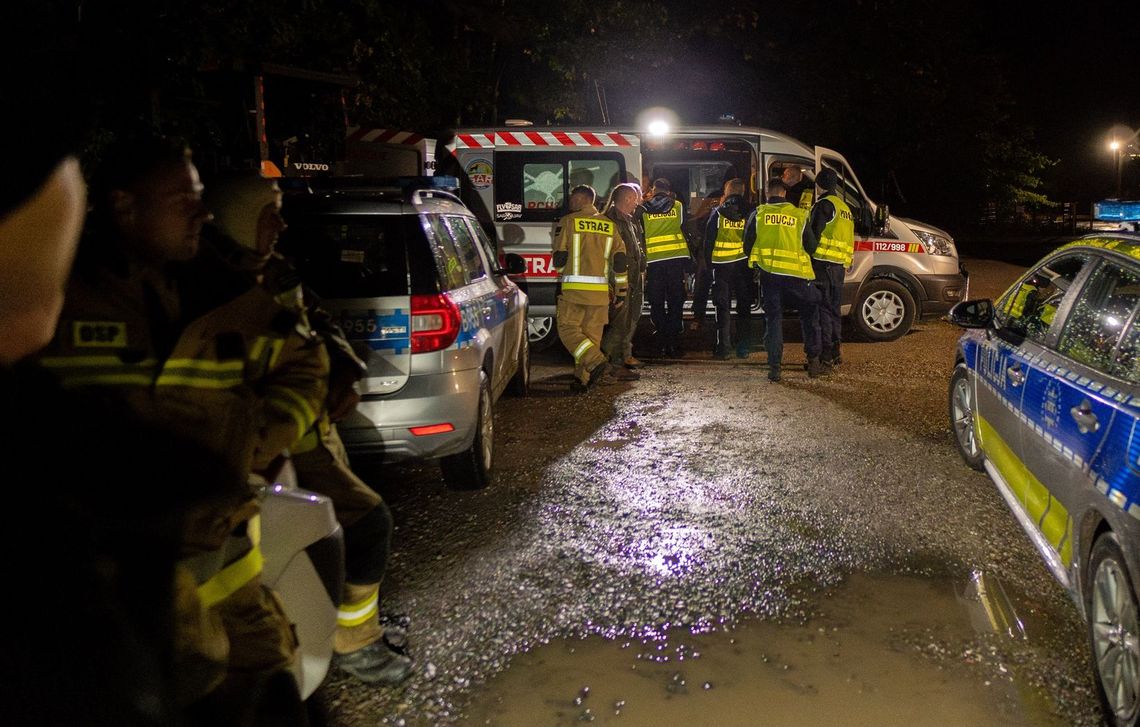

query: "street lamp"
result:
(1110, 139), (1123, 199)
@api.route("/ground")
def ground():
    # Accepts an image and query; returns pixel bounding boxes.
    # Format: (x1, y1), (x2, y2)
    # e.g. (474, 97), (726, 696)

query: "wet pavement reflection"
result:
(327, 295), (1101, 726)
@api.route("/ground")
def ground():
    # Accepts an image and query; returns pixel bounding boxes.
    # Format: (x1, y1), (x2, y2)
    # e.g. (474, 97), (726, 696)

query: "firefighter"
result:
(601, 183), (647, 372)
(808, 168), (855, 369)
(37, 135), (328, 721)
(781, 164), (815, 210)
(745, 178), (823, 382)
(642, 178), (691, 357)
(704, 178), (753, 359)
(554, 185), (634, 388)
(203, 172), (413, 685)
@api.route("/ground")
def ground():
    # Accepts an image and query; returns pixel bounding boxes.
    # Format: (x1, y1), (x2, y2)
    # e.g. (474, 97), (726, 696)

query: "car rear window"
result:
(280, 214), (439, 298)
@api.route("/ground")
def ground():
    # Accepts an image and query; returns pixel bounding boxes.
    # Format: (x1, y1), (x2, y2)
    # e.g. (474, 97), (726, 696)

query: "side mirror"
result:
(504, 253), (527, 276)
(948, 299), (995, 329)
(873, 204), (891, 236)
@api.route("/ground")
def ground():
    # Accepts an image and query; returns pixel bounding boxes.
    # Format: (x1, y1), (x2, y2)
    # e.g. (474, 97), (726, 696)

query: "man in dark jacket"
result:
(601, 183), (647, 371)
(703, 179), (753, 359)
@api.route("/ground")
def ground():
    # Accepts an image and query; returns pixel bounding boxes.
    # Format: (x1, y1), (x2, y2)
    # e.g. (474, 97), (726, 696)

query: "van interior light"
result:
(648, 119), (670, 137)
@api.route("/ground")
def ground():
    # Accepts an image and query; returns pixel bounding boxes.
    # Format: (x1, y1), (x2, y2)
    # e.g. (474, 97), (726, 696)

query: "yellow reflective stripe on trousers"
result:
(265, 385), (319, 442)
(198, 515), (264, 609)
(156, 358), (245, 389)
(337, 587), (380, 628)
(572, 339), (594, 363)
(38, 356), (159, 386)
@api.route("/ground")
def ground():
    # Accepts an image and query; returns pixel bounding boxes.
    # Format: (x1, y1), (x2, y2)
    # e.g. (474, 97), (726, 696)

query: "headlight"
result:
(913, 229), (955, 257)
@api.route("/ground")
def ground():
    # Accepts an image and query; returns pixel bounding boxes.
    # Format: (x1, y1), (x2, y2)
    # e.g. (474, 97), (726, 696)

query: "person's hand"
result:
(613, 296), (626, 310)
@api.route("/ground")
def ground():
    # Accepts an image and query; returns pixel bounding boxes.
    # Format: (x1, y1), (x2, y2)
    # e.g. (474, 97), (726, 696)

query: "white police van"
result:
(449, 124), (967, 346)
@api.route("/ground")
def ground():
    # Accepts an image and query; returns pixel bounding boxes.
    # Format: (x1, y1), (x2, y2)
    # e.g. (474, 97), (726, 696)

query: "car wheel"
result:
(528, 315), (559, 351)
(440, 371), (493, 490)
(1088, 531), (1140, 727)
(507, 331), (530, 397)
(851, 278), (915, 341)
(948, 363), (984, 471)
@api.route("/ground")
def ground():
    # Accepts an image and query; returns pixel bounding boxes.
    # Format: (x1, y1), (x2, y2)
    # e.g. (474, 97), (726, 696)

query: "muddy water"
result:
(457, 574), (1064, 727)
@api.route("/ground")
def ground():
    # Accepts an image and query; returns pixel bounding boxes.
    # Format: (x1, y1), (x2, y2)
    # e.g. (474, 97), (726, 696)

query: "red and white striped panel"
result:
(346, 127), (425, 145)
(454, 131), (638, 149)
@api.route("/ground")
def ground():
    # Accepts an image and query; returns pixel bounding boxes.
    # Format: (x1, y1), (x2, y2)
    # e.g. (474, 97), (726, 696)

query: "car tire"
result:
(528, 315), (560, 351)
(1087, 531), (1140, 727)
(507, 331), (530, 397)
(948, 363), (985, 471)
(851, 278), (916, 341)
(440, 371), (493, 490)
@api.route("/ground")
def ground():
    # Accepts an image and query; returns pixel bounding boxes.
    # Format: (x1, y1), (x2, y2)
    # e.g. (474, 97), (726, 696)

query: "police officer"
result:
(554, 185), (634, 388)
(808, 168), (855, 368)
(745, 178), (823, 382)
(781, 165), (815, 210)
(704, 178), (752, 359)
(642, 178), (691, 357)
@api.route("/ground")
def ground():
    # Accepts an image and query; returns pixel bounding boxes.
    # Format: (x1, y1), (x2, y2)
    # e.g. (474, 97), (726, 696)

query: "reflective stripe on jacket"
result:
(711, 215), (747, 264)
(554, 210), (628, 305)
(748, 203), (814, 280)
(642, 200), (689, 263)
(812, 194), (855, 266)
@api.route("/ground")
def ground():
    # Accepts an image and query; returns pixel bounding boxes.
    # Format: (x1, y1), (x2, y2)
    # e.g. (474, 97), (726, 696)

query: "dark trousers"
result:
(646, 258), (688, 350)
(712, 260), (753, 354)
(691, 265), (714, 322)
(813, 261), (845, 361)
(759, 269), (822, 369)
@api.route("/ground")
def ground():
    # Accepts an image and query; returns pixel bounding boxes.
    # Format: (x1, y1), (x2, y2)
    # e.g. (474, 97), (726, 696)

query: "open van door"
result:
(814, 146), (876, 235)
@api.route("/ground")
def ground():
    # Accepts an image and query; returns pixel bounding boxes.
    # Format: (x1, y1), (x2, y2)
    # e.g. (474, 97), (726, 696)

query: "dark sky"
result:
(986, 1), (1140, 197)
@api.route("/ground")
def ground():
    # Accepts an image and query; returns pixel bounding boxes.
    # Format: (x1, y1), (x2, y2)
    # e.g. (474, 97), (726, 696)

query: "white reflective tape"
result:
(562, 275), (608, 285)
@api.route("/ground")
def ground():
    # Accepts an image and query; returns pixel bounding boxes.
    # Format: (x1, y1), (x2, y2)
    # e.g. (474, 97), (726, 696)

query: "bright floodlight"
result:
(1111, 140), (1122, 151)
(648, 119), (670, 137)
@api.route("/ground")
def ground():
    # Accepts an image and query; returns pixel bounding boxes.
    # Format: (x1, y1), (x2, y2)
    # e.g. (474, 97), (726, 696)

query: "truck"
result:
(446, 124), (968, 347)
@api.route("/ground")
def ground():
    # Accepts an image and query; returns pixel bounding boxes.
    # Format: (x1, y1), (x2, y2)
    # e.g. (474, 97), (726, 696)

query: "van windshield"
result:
(280, 214), (438, 298)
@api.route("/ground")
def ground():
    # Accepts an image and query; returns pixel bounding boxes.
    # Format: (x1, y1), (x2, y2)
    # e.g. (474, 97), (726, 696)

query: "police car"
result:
(279, 177), (529, 489)
(948, 204), (1140, 726)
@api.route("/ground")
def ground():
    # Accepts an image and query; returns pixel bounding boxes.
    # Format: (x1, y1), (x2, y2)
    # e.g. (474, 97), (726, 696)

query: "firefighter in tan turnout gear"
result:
(37, 136), (328, 721)
(554, 184), (636, 389)
(203, 171), (413, 685)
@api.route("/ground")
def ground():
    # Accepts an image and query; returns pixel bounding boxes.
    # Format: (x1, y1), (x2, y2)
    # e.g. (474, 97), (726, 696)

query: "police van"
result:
(448, 124), (967, 347)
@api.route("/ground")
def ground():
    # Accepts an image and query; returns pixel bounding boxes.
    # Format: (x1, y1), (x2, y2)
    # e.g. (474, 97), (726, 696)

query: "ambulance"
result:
(447, 124), (968, 347)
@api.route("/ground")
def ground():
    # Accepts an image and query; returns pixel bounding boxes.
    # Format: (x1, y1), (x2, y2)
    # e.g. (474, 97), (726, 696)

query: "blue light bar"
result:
(1095, 200), (1140, 222)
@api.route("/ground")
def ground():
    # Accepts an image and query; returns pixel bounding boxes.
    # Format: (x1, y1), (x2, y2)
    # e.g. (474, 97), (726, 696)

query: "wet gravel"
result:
(323, 257), (1101, 726)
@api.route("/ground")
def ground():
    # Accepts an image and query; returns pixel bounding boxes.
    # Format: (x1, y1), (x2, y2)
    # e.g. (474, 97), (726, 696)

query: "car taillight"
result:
(410, 293), (461, 353)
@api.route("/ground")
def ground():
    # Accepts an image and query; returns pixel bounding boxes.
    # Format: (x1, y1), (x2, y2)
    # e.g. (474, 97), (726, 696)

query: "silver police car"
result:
(281, 178), (529, 489)
(949, 226), (1140, 726)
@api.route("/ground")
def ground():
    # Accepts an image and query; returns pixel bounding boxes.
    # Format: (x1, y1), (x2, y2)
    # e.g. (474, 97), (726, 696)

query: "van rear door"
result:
(282, 211), (436, 396)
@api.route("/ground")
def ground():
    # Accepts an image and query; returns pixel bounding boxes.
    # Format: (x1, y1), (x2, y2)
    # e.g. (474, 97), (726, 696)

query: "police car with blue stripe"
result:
(949, 201), (1140, 726)
(280, 177), (529, 489)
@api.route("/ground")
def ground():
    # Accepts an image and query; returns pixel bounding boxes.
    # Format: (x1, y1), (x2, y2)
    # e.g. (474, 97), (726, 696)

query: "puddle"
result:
(457, 573), (1065, 727)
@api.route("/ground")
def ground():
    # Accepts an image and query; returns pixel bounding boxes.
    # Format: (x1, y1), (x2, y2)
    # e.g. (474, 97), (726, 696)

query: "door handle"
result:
(1006, 364), (1025, 387)
(1070, 400), (1099, 434)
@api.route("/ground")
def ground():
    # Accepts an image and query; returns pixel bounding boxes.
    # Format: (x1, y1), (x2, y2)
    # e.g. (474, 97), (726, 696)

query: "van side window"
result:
(444, 216), (488, 282)
(523, 163), (564, 210)
(494, 151), (626, 224)
(1057, 261), (1140, 374)
(423, 214), (467, 291)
